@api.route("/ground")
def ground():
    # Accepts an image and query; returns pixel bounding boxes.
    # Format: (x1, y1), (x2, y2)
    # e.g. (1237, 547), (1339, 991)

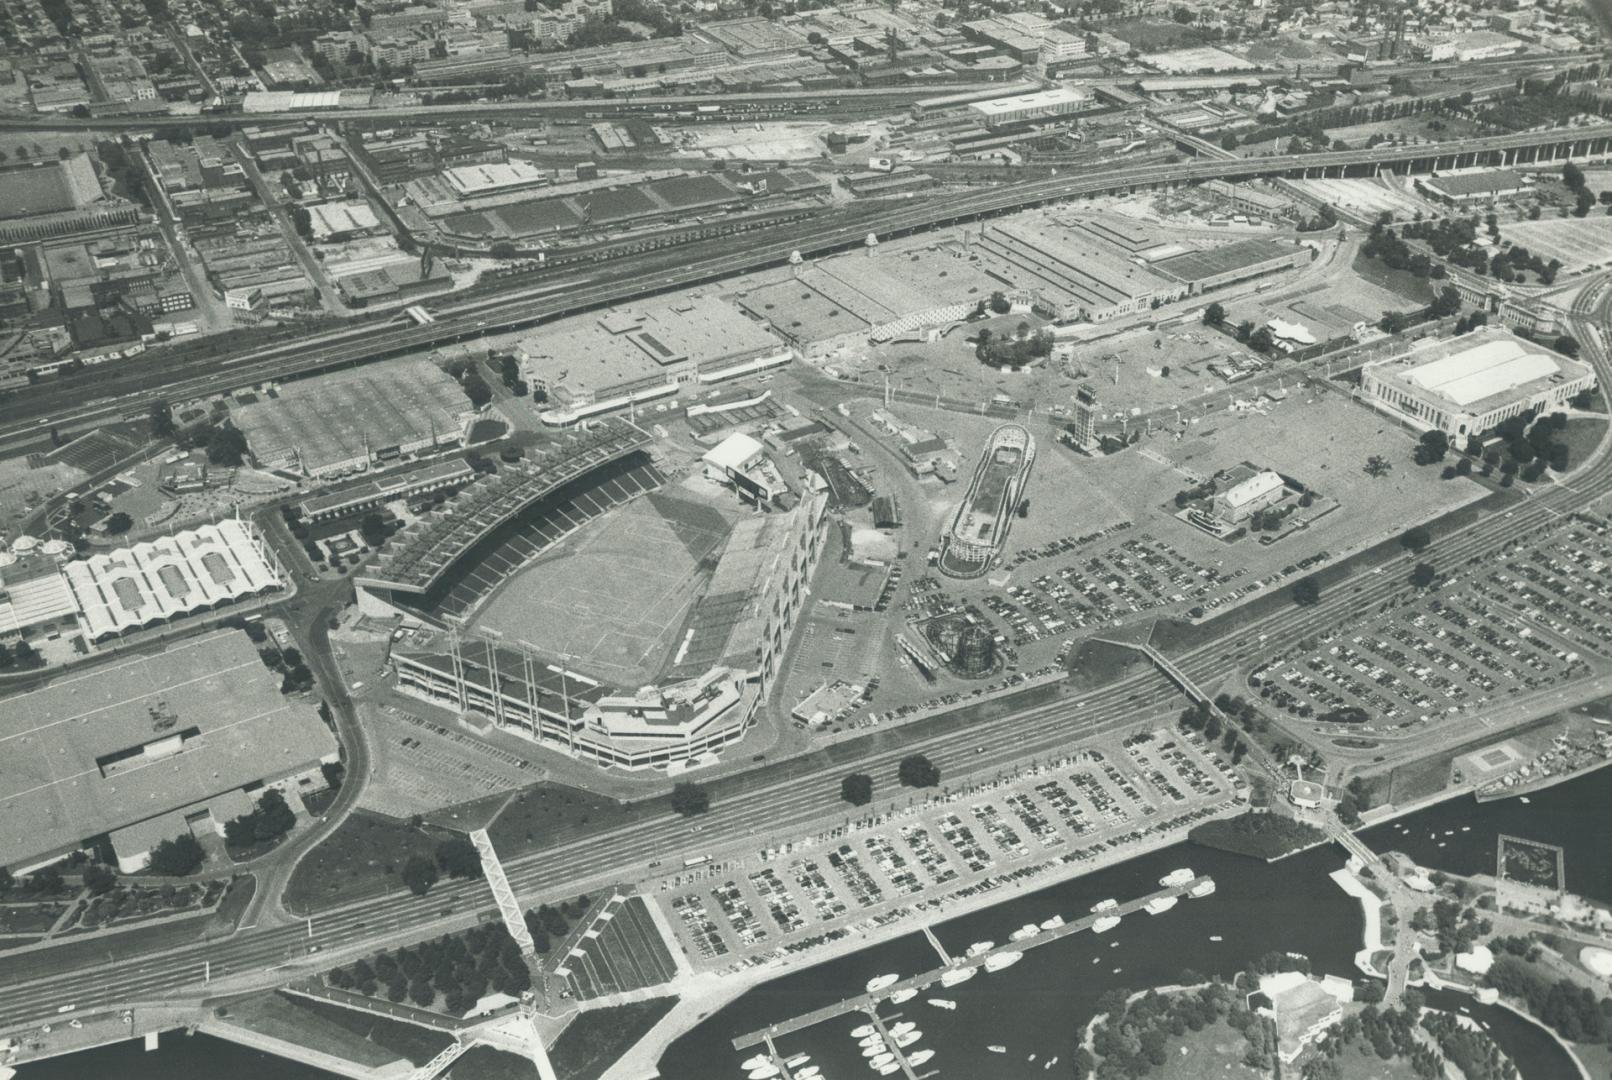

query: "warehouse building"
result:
(967, 85), (1090, 127)
(0, 553), (78, 643)
(0, 630), (337, 873)
(1153, 237), (1311, 294)
(229, 358), (476, 476)
(981, 219), (1185, 321)
(1361, 329), (1595, 439)
(1417, 169), (1529, 206)
(518, 298), (790, 425)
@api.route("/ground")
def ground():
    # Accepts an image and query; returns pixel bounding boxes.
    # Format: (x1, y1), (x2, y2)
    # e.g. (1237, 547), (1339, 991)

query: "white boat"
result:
(863, 1045), (888, 1059)
(988, 1045), (1007, 1054)
(1189, 879), (1216, 898)
(1209, 935), (1223, 942)
(786, 1054), (810, 1068)
(966, 941), (995, 957)
(1145, 896), (1178, 915)
(859, 1035), (884, 1049)
(1029, 1053), (1038, 1062)
(909, 1049), (935, 1067)
(940, 966), (977, 987)
(1093, 915), (1121, 933)
(1160, 868), (1195, 887)
(877, 1064), (901, 1077)
(1090, 898), (1118, 912)
(851, 1024), (876, 1039)
(891, 1021), (916, 1036)
(1046, 1057), (1059, 1069)
(889, 988), (918, 1004)
(797, 1069), (821, 1080)
(1040, 915), (1065, 930)
(869, 1051), (896, 1068)
(894, 1030), (922, 1048)
(866, 974), (899, 993)
(984, 950), (1023, 972)
(741, 1055), (770, 1071)
(927, 998), (957, 1010)
(748, 1066), (780, 1080)
(1011, 923), (1039, 941)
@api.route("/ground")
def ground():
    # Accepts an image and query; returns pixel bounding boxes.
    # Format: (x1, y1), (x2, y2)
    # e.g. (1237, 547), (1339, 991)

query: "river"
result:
(23, 768), (1612, 1079)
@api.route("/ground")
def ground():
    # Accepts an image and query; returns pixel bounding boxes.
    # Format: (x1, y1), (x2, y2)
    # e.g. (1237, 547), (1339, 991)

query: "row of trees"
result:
(401, 836), (484, 897)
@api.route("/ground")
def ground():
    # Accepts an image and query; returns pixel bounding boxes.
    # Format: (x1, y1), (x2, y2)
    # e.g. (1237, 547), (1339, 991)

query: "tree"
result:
(1202, 301), (1226, 327)
(149, 400), (176, 440)
(1574, 188), (1595, 218)
(82, 864), (116, 895)
(670, 781), (710, 817)
(436, 836), (481, 879)
(359, 512), (388, 548)
(1220, 132), (1238, 152)
(1410, 562), (1437, 589)
(1563, 160), (1586, 192)
(1413, 429), (1449, 466)
(898, 753), (941, 788)
(290, 206), (313, 240)
(1363, 455), (1392, 478)
(1551, 334), (1581, 359)
(148, 833), (205, 876)
(1400, 526), (1432, 554)
(490, 241), (518, 259)
(1291, 577), (1321, 606)
(841, 773), (874, 806)
(104, 512), (134, 534)
(1248, 327), (1274, 354)
(205, 427), (249, 466)
(989, 290), (1011, 314)
(402, 854), (439, 896)
(461, 370), (493, 409)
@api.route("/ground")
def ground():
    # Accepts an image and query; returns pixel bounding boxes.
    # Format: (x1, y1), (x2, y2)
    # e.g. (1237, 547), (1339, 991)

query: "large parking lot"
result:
(1249, 513), (1612, 747)
(653, 728), (1242, 968)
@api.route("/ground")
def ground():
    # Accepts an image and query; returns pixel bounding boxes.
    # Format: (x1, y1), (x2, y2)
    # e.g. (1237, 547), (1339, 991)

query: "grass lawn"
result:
(223, 992), (403, 1068)
(1387, 713), (1561, 804)
(1066, 637), (1151, 692)
(273, 994), (454, 1065)
(282, 810), (445, 914)
(1349, 250), (1436, 308)
(1331, 1039), (1426, 1080)
(550, 998), (678, 1080)
(451, 1046), (539, 1078)
(1561, 416), (1608, 472)
(1131, 1021), (1267, 1080)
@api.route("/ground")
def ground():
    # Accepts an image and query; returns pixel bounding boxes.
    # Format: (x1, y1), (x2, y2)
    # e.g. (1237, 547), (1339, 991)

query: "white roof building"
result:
(62, 520), (282, 641)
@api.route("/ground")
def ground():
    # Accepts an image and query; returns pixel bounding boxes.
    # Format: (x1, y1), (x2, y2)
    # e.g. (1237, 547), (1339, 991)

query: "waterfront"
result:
(21, 766), (1612, 1079)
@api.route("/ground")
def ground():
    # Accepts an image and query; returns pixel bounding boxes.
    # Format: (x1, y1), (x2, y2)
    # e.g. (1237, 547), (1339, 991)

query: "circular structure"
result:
(1581, 947), (1612, 978)
(40, 539), (71, 557)
(10, 535), (38, 553)
(952, 624), (998, 678)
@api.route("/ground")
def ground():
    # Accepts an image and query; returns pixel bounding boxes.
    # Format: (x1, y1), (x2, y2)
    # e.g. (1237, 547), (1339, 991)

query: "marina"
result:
(730, 872), (1210, 1066)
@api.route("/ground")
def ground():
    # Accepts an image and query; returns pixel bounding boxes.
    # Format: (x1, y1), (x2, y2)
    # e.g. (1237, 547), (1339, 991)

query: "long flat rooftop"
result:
(1364, 328), (1592, 415)
(0, 631), (336, 870)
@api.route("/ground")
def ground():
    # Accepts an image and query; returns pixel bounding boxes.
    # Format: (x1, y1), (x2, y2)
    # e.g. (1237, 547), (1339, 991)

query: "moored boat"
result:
(889, 988), (918, 1004)
(890, 1021), (916, 1036)
(876, 1063), (901, 1076)
(1040, 915), (1065, 930)
(1189, 879), (1216, 898)
(1160, 868), (1195, 887)
(984, 950), (1023, 972)
(785, 1054), (810, 1068)
(866, 974), (899, 993)
(940, 966), (977, 987)
(909, 1049), (935, 1067)
(966, 941), (995, 957)
(1093, 915), (1121, 933)
(851, 1024), (876, 1039)
(747, 1065), (779, 1080)
(741, 1055), (770, 1071)
(1145, 896), (1178, 915)
(1090, 898), (1117, 913)
(988, 1045), (1007, 1054)
(894, 1030), (922, 1048)
(927, 998), (957, 1010)
(1011, 924), (1039, 941)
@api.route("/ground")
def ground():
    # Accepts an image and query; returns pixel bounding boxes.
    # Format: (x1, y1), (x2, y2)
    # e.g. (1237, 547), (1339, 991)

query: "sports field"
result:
(1500, 216), (1612, 274)
(470, 491), (735, 686)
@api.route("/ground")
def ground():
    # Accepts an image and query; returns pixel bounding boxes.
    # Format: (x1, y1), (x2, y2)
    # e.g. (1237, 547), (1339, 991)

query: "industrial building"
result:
(1153, 237), (1312, 294)
(229, 358), (476, 477)
(702, 432), (791, 506)
(0, 630), (338, 873)
(1361, 329), (1595, 439)
(518, 298), (791, 425)
(967, 85), (1090, 127)
(1417, 169), (1529, 206)
(0, 553), (78, 643)
(981, 220), (1185, 322)
(62, 519), (283, 643)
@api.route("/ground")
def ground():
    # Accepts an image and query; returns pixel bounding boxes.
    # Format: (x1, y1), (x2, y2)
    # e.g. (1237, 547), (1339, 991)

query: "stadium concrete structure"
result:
(228, 358), (476, 477)
(391, 491), (828, 770)
(940, 424), (1035, 578)
(0, 155), (101, 220)
(1360, 328), (1596, 439)
(61, 520), (283, 643)
(517, 298), (792, 426)
(0, 630), (338, 874)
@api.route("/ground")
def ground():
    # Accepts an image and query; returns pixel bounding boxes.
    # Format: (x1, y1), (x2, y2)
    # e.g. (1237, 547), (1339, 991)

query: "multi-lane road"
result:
(2, 270), (1609, 1031)
(7, 122), (1612, 454)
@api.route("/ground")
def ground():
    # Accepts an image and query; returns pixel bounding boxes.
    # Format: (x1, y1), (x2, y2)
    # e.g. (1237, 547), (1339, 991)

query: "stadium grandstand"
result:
(356, 420), (661, 624)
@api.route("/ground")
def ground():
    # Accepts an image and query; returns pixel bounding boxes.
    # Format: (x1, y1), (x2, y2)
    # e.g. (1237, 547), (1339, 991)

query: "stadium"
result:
(362, 418), (829, 770)
(939, 424), (1036, 578)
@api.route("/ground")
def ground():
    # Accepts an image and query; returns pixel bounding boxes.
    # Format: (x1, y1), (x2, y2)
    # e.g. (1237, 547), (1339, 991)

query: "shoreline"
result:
(600, 811), (1232, 1080)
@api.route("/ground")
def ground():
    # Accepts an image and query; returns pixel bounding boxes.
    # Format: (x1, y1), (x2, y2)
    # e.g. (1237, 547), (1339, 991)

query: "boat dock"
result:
(731, 876), (1211, 1055)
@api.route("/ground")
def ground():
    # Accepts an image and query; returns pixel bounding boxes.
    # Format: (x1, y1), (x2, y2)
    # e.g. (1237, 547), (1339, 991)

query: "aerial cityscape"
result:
(2, 0), (1612, 1077)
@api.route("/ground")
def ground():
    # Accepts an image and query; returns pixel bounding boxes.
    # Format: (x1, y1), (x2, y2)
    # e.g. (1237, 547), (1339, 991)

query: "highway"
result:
(6, 122), (1612, 452)
(1, 263), (1609, 1031)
